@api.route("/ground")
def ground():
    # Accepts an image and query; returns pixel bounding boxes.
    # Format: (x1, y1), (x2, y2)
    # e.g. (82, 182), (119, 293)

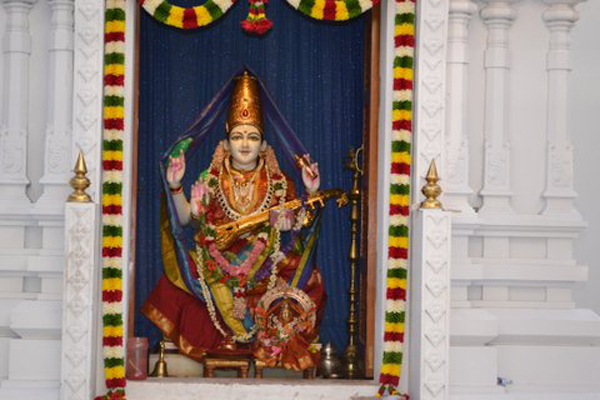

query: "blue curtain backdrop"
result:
(135, 0), (367, 353)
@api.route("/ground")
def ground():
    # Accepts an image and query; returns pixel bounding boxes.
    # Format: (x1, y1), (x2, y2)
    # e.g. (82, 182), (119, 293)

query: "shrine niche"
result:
(91, 1), (415, 399)
(141, 69), (332, 371)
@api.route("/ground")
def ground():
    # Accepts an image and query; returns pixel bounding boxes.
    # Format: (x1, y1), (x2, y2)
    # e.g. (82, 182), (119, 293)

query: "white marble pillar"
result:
(71, 0), (104, 201)
(541, 0), (583, 219)
(412, 0), (449, 201)
(60, 201), (99, 400)
(409, 209), (452, 400)
(445, 0), (477, 214)
(0, 0), (38, 212)
(34, 0), (74, 213)
(478, 0), (518, 215)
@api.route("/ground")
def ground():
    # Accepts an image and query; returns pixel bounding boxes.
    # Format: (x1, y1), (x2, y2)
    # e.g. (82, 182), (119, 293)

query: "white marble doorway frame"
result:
(61, 0), (453, 399)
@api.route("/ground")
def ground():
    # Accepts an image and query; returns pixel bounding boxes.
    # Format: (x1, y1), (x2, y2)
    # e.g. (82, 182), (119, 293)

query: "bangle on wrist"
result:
(170, 185), (183, 194)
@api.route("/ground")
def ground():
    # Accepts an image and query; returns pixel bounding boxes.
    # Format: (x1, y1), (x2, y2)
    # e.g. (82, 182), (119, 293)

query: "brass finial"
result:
(420, 159), (442, 209)
(150, 340), (169, 378)
(67, 151), (92, 203)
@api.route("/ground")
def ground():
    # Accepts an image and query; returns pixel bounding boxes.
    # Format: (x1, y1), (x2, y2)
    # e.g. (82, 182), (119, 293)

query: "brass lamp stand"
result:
(342, 147), (363, 379)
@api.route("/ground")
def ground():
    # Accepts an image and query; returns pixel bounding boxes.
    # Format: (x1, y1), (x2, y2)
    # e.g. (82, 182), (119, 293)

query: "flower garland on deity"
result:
(188, 144), (315, 344)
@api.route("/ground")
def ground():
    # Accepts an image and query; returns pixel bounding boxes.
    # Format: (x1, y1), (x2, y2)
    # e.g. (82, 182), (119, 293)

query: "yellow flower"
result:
(166, 6), (185, 28)
(335, 2), (349, 20)
(196, 7), (212, 26)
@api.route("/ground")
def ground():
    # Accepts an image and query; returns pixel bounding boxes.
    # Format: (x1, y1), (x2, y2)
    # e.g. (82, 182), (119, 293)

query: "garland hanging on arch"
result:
(377, 0), (415, 398)
(286, 0), (378, 21)
(96, 0), (127, 399)
(139, 0), (378, 35)
(139, 0), (235, 29)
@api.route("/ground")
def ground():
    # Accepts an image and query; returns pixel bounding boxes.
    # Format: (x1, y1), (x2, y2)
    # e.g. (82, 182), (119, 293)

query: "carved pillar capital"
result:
(448, 0), (477, 49)
(1, 0), (38, 8)
(480, 0), (519, 25)
(47, 0), (75, 50)
(449, 0), (477, 21)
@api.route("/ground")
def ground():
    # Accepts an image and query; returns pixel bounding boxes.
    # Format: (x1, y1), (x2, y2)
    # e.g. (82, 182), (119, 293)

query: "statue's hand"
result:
(190, 181), (210, 217)
(167, 150), (186, 189)
(269, 209), (294, 231)
(302, 161), (320, 194)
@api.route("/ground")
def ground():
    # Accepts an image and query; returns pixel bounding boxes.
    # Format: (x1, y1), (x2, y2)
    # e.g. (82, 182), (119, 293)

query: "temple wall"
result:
(570, 0), (600, 324)
(0, 0), (598, 399)
(440, 0), (600, 397)
(0, 1), (71, 399)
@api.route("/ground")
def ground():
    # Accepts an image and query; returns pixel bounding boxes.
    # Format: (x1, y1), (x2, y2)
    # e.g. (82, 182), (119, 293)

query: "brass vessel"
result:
(320, 343), (342, 379)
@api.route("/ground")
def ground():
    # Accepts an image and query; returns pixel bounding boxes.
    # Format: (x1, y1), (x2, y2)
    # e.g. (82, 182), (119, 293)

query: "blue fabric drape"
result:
(135, 0), (367, 352)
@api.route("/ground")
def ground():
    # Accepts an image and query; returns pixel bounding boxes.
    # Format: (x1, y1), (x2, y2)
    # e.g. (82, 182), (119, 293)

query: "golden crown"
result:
(226, 71), (264, 135)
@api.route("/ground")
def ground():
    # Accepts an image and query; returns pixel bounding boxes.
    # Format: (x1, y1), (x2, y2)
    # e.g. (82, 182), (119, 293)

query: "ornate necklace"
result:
(228, 159), (262, 214)
(216, 158), (275, 221)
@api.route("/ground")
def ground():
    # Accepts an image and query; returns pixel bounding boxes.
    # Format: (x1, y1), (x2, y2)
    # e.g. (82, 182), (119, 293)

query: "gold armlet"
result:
(170, 186), (183, 194)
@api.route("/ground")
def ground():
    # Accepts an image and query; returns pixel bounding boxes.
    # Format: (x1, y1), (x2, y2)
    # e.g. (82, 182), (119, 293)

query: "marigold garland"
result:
(377, 0), (414, 398)
(96, 0), (127, 399)
(286, 0), (379, 21)
(241, 0), (273, 35)
(139, 0), (234, 29)
(139, 0), (377, 33)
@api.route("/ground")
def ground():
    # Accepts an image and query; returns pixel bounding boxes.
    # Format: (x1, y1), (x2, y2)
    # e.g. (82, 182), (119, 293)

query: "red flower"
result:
(196, 234), (208, 246)
(206, 259), (217, 272)
(206, 208), (216, 223)
(241, 19), (273, 35)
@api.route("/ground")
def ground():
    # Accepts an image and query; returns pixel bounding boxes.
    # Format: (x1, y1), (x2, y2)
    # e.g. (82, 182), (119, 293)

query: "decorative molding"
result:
(410, 210), (451, 400)
(412, 2), (451, 395)
(482, 140), (510, 188)
(547, 140), (574, 190)
(61, 203), (98, 400)
(0, 127), (26, 175)
(72, 0), (104, 200)
(414, 0), (449, 201)
(45, 129), (72, 176)
(445, 138), (468, 185)
(541, 0), (584, 218)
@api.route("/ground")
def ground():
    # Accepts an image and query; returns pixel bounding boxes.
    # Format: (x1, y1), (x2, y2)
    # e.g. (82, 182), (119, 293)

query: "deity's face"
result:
(226, 124), (266, 171)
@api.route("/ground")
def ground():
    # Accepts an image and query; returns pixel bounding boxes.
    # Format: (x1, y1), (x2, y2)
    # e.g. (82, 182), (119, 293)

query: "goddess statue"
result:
(141, 71), (330, 372)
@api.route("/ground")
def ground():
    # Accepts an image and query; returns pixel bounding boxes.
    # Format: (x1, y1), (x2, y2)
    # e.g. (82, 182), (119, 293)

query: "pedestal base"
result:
(126, 378), (379, 400)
